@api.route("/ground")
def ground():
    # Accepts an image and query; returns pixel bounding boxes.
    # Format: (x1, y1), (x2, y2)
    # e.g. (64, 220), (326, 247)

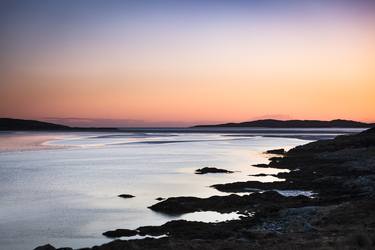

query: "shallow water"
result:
(180, 211), (242, 223)
(0, 131), (352, 249)
(274, 190), (315, 197)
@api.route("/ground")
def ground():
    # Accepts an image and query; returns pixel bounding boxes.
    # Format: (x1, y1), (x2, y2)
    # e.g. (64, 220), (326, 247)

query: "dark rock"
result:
(288, 128), (375, 155)
(103, 229), (138, 238)
(252, 163), (271, 168)
(256, 206), (319, 234)
(195, 167), (233, 174)
(214, 127), (375, 201)
(156, 197), (165, 201)
(137, 220), (235, 239)
(249, 173), (268, 177)
(33, 244), (56, 250)
(149, 191), (310, 215)
(269, 156), (283, 163)
(118, 194), (135, 199)
(266, 148), (286, 155)
(361, 127), (375, 135)
(75, 237), (256, 250)
(212, 180), (298, 193)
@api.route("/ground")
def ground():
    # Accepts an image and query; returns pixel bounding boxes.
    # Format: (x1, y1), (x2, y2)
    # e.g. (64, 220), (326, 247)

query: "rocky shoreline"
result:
(35, 128), (375, 250)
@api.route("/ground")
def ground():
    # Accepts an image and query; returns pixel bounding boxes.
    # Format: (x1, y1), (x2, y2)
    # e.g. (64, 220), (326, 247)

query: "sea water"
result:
(0, 130), (361, 249)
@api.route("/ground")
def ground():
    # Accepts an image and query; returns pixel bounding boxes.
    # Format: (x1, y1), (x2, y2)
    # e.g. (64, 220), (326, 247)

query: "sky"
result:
(0, 0), (374, 127)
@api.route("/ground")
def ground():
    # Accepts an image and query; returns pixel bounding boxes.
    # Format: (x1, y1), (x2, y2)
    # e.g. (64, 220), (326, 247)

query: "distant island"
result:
(0, 118), (116, 131)
(193, 119), (374, 128)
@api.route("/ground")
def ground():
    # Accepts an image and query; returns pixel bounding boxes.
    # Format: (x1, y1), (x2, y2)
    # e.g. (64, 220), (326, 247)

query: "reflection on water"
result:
(180, 211), (241, 223)
(0, 130), (346, 249)
(0, 132), (65, 152)
(120, 234), (168, 241)
(274, 190), (315, 197)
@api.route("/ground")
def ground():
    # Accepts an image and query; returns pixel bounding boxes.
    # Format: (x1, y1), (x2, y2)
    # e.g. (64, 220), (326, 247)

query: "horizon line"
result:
(1, 116), (374, 128)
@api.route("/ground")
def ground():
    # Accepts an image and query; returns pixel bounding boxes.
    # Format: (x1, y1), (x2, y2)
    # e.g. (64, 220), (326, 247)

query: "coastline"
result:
(34, 127), (375, 250)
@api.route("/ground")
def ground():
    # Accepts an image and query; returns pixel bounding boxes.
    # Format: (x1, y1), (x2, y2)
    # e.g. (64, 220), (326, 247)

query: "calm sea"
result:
(0, 129), (364, 249)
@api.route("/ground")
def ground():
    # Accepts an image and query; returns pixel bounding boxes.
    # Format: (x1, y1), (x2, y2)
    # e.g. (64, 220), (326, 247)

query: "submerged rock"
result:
(195, 167), (233, 174)
(118, 194), (135, 199)
(103, 229), (138, 238)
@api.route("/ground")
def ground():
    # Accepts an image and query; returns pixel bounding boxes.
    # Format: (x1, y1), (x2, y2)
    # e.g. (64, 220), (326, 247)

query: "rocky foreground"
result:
(35, 128), (375, 250)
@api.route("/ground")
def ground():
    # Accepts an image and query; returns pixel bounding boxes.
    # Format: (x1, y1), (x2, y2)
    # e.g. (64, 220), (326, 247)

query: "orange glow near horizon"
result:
(0, 1), (374, 126)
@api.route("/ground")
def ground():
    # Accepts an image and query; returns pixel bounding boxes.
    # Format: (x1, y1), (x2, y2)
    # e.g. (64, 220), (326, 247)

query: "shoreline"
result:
(34, 127), (375, 250)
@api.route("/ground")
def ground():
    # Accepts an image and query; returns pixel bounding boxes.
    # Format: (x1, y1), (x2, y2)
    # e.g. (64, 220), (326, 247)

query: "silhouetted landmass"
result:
(193, 119), (374, 128)
(0, 118), (116, 131)
(0, 118), (70, 131)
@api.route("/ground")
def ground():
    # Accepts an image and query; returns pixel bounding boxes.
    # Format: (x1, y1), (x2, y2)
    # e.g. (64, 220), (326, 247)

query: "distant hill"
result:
(193, 119), (374, 128)
(0, 118), (119, 131)
(0, 118), (71, 131)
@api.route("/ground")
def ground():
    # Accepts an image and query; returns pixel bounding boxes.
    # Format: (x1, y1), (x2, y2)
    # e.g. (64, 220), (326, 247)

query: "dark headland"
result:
(0, 118), (116, 131)
(193, 119), (374, 128)
(0, 118), (71, 131)
(35, 126), (375, 250)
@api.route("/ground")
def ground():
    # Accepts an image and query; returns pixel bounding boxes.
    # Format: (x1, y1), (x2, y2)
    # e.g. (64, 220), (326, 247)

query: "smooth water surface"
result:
(0, 130), (351, 249)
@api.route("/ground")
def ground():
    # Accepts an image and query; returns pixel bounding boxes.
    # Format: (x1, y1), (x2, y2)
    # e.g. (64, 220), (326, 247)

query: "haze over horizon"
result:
(2, 114), (375, 128)
(1, 0), (375, 127)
